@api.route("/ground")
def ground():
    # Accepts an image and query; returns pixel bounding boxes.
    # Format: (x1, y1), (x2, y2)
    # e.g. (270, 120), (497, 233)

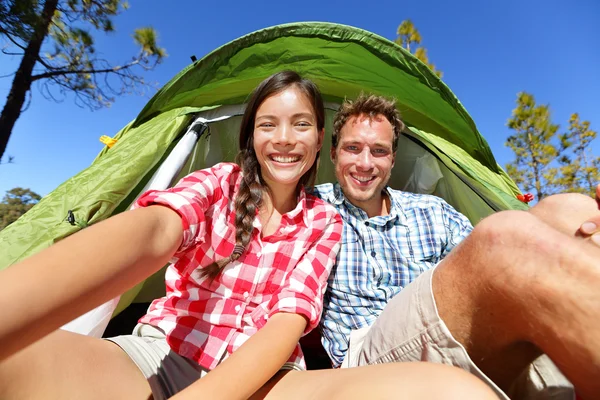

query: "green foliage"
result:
(505, 93), (598, 200)
(395, 20), (442, 78)
(505, 92), (562, 200)
(0, 187), (41, 230)
(556, 114), (599, 197)
(1, 0), (166, 110)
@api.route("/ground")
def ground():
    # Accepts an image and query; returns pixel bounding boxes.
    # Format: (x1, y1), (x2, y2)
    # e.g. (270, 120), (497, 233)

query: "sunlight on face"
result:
(253, 86), (323, 194)
(331, 114), (395, 209)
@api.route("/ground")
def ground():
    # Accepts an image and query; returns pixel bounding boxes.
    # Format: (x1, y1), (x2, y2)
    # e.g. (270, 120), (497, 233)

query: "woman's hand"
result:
(172, 312), (307, 400)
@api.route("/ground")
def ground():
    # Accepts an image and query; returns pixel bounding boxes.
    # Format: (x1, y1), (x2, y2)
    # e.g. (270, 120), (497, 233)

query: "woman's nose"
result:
(273, 124), (297, 146)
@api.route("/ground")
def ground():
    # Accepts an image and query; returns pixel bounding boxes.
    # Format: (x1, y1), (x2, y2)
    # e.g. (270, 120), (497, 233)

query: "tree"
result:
(0, 0), (166, 162)
(556, 113), (600, 197)
(505, 92), (563, 200)
(0, 187), (41, 230)
(395, 20), (442, 78)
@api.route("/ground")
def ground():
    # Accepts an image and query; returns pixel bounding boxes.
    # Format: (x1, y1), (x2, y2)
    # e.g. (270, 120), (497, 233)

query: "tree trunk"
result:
(0, 0), (58, 161)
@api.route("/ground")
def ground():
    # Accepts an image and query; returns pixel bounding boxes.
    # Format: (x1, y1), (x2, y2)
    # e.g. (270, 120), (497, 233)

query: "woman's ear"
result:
(317, 128), (325, 151)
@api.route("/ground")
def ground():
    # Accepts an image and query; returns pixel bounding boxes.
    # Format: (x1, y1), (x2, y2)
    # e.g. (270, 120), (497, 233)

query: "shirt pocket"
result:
(409, 236), (441, 264)
(250, 302), (269, 329)
(263, 243), (297, 295)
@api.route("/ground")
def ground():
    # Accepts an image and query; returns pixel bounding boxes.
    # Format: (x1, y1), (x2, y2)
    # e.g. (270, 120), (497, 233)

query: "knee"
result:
(530, 193), (598, 235)
(534, 192), (594, 214)
(460, 210), (556, 282)
(471, 210), (539, 249)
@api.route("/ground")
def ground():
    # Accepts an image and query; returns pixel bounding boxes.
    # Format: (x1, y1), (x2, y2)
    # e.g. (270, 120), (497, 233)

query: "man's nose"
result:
(356, 148), (374, 170)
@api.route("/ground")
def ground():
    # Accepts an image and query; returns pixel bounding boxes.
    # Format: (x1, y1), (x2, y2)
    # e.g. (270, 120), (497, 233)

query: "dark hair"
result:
(332, 94), (405, 151)
(203, 70), (325, 279)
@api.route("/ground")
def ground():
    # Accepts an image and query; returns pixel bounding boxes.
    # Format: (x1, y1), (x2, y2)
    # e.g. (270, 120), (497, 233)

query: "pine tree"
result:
(0, 0), (166, 161)
(557, 114), (599, 196)
(395, 20), (442, 78)
(0, 187), (41, 230)
(505, 92), (563, 200)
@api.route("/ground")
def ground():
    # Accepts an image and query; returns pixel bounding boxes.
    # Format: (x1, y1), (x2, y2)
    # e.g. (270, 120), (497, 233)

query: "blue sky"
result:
(1, 0), (599, 196)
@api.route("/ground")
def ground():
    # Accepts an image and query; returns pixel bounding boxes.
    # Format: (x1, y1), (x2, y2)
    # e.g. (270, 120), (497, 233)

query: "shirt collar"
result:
(252, 187), (308, 232)
(333, 183), (407, 225)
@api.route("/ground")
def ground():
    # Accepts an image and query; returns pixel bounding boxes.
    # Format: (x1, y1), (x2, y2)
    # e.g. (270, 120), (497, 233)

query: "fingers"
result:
(578, 184), (600, 240)
(579, 216), (600, 247)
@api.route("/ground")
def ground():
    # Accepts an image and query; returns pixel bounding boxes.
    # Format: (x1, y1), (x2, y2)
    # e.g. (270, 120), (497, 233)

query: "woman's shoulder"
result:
(184, 162), (241, 184)
(305, 190), (342, 221)
(172, 162), (241, 200)
(192, 162), (240, 177)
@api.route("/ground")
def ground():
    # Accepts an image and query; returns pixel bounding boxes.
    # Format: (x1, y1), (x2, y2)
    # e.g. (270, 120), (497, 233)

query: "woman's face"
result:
(253, 86), (323, 193)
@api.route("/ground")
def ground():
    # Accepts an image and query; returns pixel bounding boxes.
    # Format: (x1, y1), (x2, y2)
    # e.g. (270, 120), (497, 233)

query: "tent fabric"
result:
(133, 22), (497, 170)
(0, 22), (527, 320)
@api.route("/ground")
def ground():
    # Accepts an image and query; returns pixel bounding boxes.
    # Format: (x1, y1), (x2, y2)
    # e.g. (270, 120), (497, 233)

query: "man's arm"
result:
(0, 205), (182, 361)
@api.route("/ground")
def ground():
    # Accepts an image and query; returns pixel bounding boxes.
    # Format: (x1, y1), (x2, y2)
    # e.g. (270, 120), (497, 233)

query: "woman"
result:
(0, 71), (497, 400)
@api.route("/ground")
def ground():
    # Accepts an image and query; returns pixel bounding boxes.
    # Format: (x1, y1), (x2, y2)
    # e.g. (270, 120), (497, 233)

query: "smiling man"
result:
(312, 94), (600, 400)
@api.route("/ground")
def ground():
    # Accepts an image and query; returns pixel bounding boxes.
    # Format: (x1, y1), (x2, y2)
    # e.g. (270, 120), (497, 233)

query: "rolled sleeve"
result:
(132, 164), (232, 257)
(440, 200), (473, 257)
(267, 212), (342, 334)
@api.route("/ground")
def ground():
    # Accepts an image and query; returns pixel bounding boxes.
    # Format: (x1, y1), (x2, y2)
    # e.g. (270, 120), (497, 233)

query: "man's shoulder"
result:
(388, 188), (448, 209)
(311, 183), (337, 203)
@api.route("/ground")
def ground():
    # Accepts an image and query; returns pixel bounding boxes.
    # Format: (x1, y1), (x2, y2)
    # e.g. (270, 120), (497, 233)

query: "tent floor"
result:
(103, 303), (332, 370)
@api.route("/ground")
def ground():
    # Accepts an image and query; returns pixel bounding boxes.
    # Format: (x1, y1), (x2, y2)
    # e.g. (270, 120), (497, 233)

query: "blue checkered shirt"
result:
(312, 183), (473, 367)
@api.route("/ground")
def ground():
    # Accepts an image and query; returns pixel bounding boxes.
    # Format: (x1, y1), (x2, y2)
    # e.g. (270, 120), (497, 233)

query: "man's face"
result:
(331, 114), (396, 209)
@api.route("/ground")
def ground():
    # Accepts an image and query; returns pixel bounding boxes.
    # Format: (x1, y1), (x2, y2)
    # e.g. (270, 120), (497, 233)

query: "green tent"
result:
(0, 22), (526, 332)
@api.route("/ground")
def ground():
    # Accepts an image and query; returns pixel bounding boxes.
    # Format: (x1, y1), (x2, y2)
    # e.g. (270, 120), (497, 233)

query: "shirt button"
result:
(257, 251), (262, 258)
(235, 305), (241, 312)
(243, 292), (249, 298)
(365, 222), (370, 226)
(371, 251), (376, 257)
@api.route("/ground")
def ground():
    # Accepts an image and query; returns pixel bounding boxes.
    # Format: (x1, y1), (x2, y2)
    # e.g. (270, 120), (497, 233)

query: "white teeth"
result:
(271, 155), (300, 163)
(352, 174), (374, 182)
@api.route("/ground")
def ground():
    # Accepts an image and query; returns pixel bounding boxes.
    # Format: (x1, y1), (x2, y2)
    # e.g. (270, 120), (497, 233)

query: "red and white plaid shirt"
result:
(134, 162), (342, 370)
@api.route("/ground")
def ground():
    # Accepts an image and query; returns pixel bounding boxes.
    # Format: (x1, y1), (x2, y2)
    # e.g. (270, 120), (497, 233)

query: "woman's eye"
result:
(296, 121), (312, 127)
(259, 122), (274, 128)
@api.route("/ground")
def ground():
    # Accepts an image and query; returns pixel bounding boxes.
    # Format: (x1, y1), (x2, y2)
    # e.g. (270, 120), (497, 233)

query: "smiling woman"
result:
(254, 87), (324, 197)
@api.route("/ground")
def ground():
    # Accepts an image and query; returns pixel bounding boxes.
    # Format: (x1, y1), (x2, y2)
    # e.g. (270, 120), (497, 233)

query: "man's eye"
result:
(374, 149), (389, 155)
(346, 146), (358, 151)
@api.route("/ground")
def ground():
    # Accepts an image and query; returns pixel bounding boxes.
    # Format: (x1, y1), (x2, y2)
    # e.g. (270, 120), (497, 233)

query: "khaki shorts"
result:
(341, 268), (574, 400)
(107, 323), (209, 400)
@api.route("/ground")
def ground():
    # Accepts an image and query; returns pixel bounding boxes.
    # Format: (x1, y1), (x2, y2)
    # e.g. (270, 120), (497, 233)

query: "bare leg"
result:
(433, 193), (600, 399)
(251, 362), (499, 400)
(0, 329), (151, 400)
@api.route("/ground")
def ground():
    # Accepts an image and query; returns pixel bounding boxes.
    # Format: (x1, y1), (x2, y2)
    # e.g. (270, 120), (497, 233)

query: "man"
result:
(313, 94), (600, 400)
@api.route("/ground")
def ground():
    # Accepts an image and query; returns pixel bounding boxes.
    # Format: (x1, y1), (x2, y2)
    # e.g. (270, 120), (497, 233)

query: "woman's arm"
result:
(174, 312), (307, 400)
(0, 205), (182, 361)
(173, 210), (343, 400)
